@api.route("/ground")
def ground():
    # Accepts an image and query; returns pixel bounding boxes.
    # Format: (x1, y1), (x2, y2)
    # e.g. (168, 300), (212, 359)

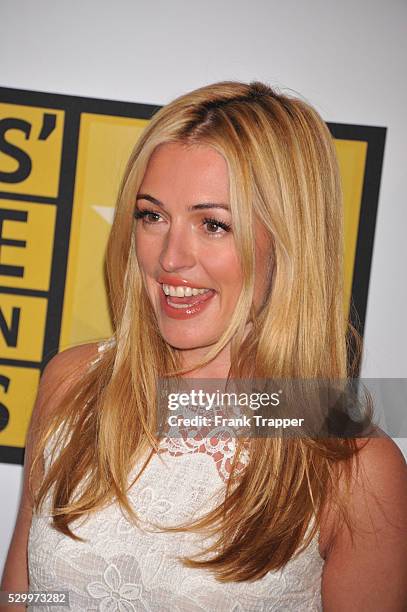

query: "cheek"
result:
(209, 251), (243, 299)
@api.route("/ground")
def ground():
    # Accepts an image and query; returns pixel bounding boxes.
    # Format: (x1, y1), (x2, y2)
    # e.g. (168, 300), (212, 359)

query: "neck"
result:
(179, 343), (232, 379)
(178, 322), (254, 379)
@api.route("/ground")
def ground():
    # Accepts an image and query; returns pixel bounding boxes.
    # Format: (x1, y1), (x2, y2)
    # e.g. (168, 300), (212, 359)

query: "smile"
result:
(159, 284), (216, 319)
(162, 284), (211, 298)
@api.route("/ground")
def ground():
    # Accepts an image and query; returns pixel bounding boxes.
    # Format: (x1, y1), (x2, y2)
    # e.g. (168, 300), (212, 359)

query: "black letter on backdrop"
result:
(0, 307), (21, 348)
(0, 208), (28, 278)
(0, 375), (10, 432)
(0, 118), (32, 183)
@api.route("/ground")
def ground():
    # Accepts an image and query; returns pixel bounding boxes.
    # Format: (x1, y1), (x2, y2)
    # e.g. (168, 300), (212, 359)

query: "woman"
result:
(2, 80), (407, 611)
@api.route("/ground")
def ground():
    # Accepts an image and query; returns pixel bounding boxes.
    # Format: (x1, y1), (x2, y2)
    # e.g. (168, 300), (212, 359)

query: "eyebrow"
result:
(136, 193), (230, 212)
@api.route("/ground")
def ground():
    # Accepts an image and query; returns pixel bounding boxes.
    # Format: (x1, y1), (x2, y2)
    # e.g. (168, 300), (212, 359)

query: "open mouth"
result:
(159, 283), (216, 317)
(162, 283), (214, 308)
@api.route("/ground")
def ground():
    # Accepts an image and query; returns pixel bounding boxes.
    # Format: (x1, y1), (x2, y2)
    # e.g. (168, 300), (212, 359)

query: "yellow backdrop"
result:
(0, 92), (375, 460)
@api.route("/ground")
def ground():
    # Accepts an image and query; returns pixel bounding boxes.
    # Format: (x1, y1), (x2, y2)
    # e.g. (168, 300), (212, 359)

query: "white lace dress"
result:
(28, 344), (324, 611)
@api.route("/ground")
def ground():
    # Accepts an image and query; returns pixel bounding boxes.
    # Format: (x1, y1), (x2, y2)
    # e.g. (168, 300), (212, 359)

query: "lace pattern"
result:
(158, 433), (249, 483)
(28, 339), (324, 611)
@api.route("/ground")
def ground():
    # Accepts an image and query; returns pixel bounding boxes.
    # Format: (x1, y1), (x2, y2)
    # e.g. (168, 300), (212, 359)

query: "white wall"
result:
(1, 0), (406, 573)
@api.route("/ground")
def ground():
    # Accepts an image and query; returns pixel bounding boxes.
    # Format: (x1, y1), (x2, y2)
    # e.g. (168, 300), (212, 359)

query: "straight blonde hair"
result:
(32, 80), (361, 582)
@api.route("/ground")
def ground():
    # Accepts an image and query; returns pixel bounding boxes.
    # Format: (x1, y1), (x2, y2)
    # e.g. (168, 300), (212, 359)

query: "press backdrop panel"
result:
(61, 113), (149, 347)
(0, 88), (386, 465)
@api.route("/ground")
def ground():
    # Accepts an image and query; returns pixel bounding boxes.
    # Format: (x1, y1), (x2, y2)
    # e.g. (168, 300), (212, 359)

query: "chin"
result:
(159, 328), (217, 352)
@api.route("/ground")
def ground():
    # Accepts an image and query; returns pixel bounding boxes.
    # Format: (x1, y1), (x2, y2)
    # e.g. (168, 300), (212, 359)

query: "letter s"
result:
(0, 118), (32, 183)
(0, 374), (10, 432)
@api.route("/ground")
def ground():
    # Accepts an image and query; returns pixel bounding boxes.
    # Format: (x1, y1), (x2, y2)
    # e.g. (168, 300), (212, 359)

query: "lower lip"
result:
(159, 287), (216, 320)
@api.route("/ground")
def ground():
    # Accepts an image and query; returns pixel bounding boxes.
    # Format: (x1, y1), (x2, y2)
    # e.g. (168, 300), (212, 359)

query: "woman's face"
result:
(134, 142), (272, 351)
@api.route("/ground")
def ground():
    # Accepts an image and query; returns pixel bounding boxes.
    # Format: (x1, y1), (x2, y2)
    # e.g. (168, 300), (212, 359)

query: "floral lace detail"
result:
(158, 433), (249, 483)
(93, 338), (250, 483)
(116, 486), (173, 534)
(87, 563), (147, 611)
(28, 338), (323, 610)
(29, 446), (323, 611)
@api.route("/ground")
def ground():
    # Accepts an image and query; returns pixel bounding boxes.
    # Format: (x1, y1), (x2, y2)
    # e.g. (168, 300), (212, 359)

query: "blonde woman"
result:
(2, 81), (407, 611)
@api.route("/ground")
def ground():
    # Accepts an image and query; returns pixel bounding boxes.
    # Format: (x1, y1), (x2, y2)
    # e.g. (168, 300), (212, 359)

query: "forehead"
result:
(140, 142), (230, 201)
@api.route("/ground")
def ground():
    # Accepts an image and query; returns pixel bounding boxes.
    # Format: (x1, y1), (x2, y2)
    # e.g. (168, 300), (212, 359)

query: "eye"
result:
(134, 208), (162, 224)
(134, 209), (232, 235)
(203, 217), (232, 236)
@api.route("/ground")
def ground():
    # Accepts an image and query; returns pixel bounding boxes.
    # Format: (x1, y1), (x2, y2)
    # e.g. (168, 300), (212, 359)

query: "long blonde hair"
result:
(32, 80), (360, 581)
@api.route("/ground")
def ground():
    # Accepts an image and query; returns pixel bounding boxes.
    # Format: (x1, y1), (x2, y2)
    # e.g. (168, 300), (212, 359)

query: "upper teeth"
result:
(162, 284), (211, 297)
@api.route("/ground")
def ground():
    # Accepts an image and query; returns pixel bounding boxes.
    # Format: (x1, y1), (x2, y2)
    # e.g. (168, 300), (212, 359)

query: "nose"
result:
(159, 221), (196, 272)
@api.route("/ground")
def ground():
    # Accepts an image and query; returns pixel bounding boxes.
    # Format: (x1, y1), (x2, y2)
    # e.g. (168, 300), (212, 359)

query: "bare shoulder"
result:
(320, 437), (407, 610)
(38, 342), (101, 415)
(346, 436), (407, 526)
(26, 342), (101, 470)
(353, 436), (407, 493)
(0, 342), (102, 591)
(43, 341), (100, 377)
(28, 341), (101, 472)
(348, 436), (407, 540)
